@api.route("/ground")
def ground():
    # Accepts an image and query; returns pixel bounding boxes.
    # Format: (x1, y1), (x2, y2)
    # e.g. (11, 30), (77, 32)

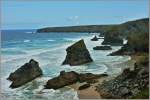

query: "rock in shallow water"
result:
(7, 59), (43, 88)
(91, 35), (98, 41)
(62, 39), (93, 66)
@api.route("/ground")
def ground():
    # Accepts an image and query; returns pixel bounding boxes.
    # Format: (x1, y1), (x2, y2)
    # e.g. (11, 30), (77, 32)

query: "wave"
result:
(23, 40), (31, 43)
(1, 43), (69, 63)
(47, 39), (55, 42)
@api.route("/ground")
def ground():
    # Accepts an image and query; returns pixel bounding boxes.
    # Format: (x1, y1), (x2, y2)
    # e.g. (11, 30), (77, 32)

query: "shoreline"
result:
(68, 57), (135, 99)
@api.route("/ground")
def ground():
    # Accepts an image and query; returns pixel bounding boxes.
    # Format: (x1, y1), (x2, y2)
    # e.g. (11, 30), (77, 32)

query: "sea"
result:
(1, 29), (130, 100)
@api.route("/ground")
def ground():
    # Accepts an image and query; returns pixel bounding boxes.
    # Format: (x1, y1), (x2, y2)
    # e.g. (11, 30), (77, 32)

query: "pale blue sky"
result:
(1, 0), (149, 29)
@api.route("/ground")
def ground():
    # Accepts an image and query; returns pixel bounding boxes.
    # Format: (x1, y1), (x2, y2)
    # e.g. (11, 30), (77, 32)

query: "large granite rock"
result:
(45, 71), (108, 89)
(96, 58), (149, 99)
(93, 46), (112, 50)
(62, 39), (93, 66)
(91, 35), (98, 41)
(7, 59), (43, 88)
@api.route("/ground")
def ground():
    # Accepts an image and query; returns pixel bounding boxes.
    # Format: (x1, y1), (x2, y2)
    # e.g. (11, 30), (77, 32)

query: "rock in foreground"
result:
(7, 59), (43, 88)
(93, 46), (112, 50)
(45, 71), (108, 89)
(62, 39), (93, 66)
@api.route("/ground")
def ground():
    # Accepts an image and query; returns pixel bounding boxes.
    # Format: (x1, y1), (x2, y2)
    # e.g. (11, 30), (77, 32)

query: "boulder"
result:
(93, 46), (112, 50)
(7, 59), (43, 88)
(78, 83), (91, 90)
(62, 39), (93, 66)
(91, 35), (98, 41)
(45, 71), (108, 89)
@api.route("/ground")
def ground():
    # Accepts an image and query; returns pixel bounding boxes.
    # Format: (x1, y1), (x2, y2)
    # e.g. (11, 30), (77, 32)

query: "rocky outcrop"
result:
(62, 39), (93, 66)
(91, 35), (98, 41)
(7, 59), (43, 88)
(109, 32), (149, 56)
(102, 30), (123, 46)
(93, 46), (112, 50)
(96, 57), (149, 99)
(45, 71), (108, 89)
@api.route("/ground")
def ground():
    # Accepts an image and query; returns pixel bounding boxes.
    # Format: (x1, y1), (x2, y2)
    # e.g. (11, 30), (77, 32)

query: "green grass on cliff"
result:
(131, 87), (149, 99)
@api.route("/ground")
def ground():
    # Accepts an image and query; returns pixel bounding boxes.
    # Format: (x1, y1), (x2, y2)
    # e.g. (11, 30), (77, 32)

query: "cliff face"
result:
(96, 27), (149, 99)
(109, 32), (149, 56)
(37, 18), (149, 37)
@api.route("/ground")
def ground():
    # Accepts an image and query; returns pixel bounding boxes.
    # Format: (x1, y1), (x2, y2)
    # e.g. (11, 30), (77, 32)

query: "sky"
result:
(1, 0), (149, 29)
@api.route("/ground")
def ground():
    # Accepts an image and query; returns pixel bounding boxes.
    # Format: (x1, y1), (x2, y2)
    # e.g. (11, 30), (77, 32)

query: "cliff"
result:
(37, 18), (149, 37)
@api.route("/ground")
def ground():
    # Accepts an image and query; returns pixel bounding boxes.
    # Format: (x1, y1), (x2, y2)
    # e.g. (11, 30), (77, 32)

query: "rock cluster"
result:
(62, 39), (93, 66)
(7, 59), (43, 88)
(45, 71), (108, 89)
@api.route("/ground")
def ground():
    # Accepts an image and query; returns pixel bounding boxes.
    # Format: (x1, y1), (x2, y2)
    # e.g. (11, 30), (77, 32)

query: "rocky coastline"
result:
(7, 18), (149, 99)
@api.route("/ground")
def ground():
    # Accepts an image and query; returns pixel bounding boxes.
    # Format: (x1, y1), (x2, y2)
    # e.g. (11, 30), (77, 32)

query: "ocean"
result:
(1, 30), (130, 100)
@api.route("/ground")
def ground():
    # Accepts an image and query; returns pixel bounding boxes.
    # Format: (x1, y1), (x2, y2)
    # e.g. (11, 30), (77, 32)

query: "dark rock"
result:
(62, 39), (93, 66)
(7, 59), (43, 88)
(78, 73), (108, 83)
(109, 32), (148, 56)
(91, 35), (98, 41)
(102, 30), (123, 46)
(86, 79), (98, 84)
(45, 71), (108, 89)
(93, 46), (112, 50)
(78, 83), (91, 90)
(45, 71), (79, 89)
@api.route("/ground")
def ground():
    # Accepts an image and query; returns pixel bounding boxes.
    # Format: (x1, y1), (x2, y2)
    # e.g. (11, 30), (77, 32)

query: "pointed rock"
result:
(62, 39), (93, 66)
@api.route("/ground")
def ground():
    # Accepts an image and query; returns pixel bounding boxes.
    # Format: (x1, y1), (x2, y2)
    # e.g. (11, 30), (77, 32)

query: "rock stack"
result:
(62, 39), (93, 66)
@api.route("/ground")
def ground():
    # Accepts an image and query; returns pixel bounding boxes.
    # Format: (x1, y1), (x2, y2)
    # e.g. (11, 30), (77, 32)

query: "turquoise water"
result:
(1, 30), (130, 100)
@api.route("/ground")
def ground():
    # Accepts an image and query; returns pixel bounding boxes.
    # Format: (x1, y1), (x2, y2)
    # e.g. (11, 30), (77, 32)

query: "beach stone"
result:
(91, 35), (98, 41)
(62, 39), (93, 66)
(7, 59), (43, 88)
(78, 83), (91, 90)
(93, 46), (112, 50)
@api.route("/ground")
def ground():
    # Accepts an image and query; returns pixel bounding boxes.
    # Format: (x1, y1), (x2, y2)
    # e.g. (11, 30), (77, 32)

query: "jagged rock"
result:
(62, 39), (93, 66)
(7, 59), (43, 88)
(45, 71), (108, 89)
(91, 35), (98, 41)
(93, 46), (112, 50)
(78, 83), (91, 90)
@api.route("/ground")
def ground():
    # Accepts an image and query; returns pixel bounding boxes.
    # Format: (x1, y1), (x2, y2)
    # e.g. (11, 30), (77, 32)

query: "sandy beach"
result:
(69, 58), (135, 99)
